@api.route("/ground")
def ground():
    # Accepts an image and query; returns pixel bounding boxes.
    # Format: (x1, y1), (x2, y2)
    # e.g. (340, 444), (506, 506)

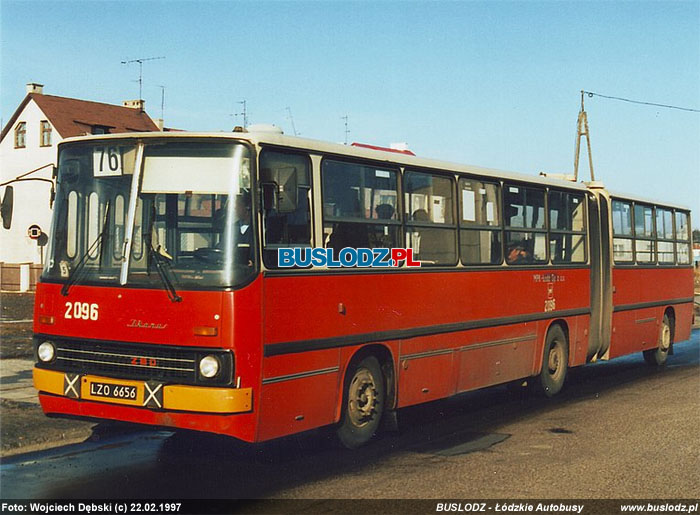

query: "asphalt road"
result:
(1, 331), (698, 501)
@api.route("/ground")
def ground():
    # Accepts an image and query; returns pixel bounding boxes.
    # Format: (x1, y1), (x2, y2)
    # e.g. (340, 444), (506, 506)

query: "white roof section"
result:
(70, 129), (693, 211)
(61, 130), (595, 193)
(607, 190), (691, 211)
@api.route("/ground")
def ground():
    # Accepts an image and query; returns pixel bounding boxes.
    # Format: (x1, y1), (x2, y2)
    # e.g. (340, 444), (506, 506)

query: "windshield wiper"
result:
(146, 239), (182, 303)
(61, 200), (110, 296)
(144, 204), (182, 303)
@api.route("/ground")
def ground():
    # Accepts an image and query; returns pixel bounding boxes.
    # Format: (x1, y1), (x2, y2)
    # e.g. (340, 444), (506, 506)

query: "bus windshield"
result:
(44, 139), (256, 290)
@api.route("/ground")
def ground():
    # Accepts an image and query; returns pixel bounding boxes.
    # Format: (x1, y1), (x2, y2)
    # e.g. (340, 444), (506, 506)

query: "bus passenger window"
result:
(634, 203), (655, 263)
(504, 184), (546, 265)
(656, 208), (674, 263)
(66, 191), (78, 259)
(548, 191), (586, 263)
(322, 160), (400, 256)
(675, 211), (690, 264)
(404, 171), (457, 265)
(612, 200), (634, 263)
(505, 232), (546, 264)
(458, 178), (502, 265)
(260, 150), (312, 268)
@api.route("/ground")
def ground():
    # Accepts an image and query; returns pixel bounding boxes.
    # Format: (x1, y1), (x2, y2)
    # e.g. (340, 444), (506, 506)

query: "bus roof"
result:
(607, 190), (691, 212)
(61, 130), (595, 193)
(61, 130), (693, 211)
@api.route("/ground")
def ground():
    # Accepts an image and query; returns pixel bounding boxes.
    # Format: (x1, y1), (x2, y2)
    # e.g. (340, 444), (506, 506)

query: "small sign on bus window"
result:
(93, 146), (123, 177)
(462, 189), (476, 221)
(486, 202), (495, 222)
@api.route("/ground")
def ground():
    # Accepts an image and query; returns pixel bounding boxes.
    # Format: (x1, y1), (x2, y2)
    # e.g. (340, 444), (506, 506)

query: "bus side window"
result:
(611, 199), (633, 263)
(656, 207), (674, 263)
(458, 178), (502, 265)
(260, 150), (312, 268)
(403, 170), (457, 265)
(503, 184), (547, 264)
(322, 160), (400, 255)
(548, 191), (586, 263)
(634, 203), (655, 264)
(675, 211), (690, 264)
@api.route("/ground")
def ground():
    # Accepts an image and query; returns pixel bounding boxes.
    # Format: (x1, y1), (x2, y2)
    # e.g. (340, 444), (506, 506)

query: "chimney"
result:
(122, 99), (145, 111)
(155, 118), (164, 131)
(26, 83), (44, 95)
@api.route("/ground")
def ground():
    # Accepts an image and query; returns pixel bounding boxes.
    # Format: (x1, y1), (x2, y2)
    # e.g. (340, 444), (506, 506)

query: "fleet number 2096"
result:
(64, 302), (99, 321)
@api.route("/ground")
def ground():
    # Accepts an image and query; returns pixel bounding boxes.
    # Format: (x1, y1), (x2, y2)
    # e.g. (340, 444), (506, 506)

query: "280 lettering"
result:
(64, 301), (99, 321)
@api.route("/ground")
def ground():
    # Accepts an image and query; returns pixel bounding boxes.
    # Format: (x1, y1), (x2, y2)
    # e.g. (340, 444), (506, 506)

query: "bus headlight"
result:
(199, 355), (220, 378)
(38, 341), (56, 362)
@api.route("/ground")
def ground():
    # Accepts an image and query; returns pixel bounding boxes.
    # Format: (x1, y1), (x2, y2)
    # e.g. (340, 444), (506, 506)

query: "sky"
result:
(2, 1), (699, 223)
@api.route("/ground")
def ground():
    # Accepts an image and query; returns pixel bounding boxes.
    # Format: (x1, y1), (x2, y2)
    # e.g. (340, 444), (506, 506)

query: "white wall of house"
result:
(0, 99), (60, 265)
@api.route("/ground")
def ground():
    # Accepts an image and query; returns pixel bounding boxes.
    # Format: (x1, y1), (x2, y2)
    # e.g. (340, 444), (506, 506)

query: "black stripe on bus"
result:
(400, 333), (537, 361)
(262, 366), (340, 385)
(613, 297), (694, 313)
(459, 333), (537, 352)
(263, 307), (590, 357)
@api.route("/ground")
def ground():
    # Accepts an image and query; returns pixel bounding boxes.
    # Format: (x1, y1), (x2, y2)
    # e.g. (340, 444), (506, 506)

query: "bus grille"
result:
(35, 338), (233, 386)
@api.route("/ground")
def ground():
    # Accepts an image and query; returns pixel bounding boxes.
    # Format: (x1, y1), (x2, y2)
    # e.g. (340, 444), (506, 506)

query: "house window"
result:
(40, 120), (52, 147)
(14, 122), (26, 148)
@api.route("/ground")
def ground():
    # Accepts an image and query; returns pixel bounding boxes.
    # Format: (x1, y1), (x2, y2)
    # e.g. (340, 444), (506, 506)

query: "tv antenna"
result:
(120, 56), (165, 100)
(236, 100), (249, 128)
(341, 115), (349, 145)
(157, 85), (166, 121)
(286, 107), (298, 136)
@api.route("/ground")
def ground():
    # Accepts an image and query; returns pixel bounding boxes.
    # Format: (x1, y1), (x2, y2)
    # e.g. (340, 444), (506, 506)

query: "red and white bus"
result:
(28, 128), (694, 448)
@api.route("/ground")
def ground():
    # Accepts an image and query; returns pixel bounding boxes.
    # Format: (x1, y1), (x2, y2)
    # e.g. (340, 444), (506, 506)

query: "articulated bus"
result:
(29, 127), (694, 448)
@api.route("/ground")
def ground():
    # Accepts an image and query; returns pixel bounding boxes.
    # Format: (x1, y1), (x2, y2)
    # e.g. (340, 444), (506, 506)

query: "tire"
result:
(539, 325), (568, 397)
(643, 314), (672, 366)
(336, 355), (385, 449)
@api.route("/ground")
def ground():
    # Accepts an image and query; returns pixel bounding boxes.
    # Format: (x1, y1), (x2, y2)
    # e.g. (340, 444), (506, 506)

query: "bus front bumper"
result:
(33, 367), (252, 414)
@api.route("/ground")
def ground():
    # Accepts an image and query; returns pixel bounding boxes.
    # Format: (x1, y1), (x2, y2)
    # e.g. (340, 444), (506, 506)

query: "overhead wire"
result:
(582, 90), (700, 113)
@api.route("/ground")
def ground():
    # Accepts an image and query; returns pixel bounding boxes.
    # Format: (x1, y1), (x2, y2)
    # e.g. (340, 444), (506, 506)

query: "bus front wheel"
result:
(336, 355), (385, 449)
(643, 314), (672, 366)
(539, 325), (568, 397)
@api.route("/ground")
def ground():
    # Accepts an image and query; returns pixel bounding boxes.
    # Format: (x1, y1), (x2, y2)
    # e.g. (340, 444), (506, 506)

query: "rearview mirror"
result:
(261, 167), (299, 214)
(274, 167), (298, 214)
(261, 182), (278, 212)
(1, 186), (13, 230)
(275, 166), (297, 213)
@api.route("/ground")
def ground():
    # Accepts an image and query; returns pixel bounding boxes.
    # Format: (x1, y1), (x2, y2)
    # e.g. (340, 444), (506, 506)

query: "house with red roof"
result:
(0, 83), (161, 289)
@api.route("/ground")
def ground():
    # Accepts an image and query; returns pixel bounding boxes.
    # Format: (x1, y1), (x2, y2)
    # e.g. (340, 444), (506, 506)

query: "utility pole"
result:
(341, 115), (349, 145)
(120, 56), (165, 100)
(574, 90), (595, 182)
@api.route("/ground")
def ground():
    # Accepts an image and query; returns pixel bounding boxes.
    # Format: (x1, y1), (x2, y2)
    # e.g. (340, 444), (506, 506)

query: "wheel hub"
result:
(548, 340), (565, 380)
(348, 369), (378, 427)
(548, 342), (562, 374)
(660, 324), (671, 352)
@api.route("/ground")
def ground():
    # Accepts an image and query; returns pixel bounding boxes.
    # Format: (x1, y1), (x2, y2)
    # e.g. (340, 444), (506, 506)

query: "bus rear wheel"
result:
(539, 325), (568, 397)
(643, 314), (672, 366)
(336, 355), (385, 449)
